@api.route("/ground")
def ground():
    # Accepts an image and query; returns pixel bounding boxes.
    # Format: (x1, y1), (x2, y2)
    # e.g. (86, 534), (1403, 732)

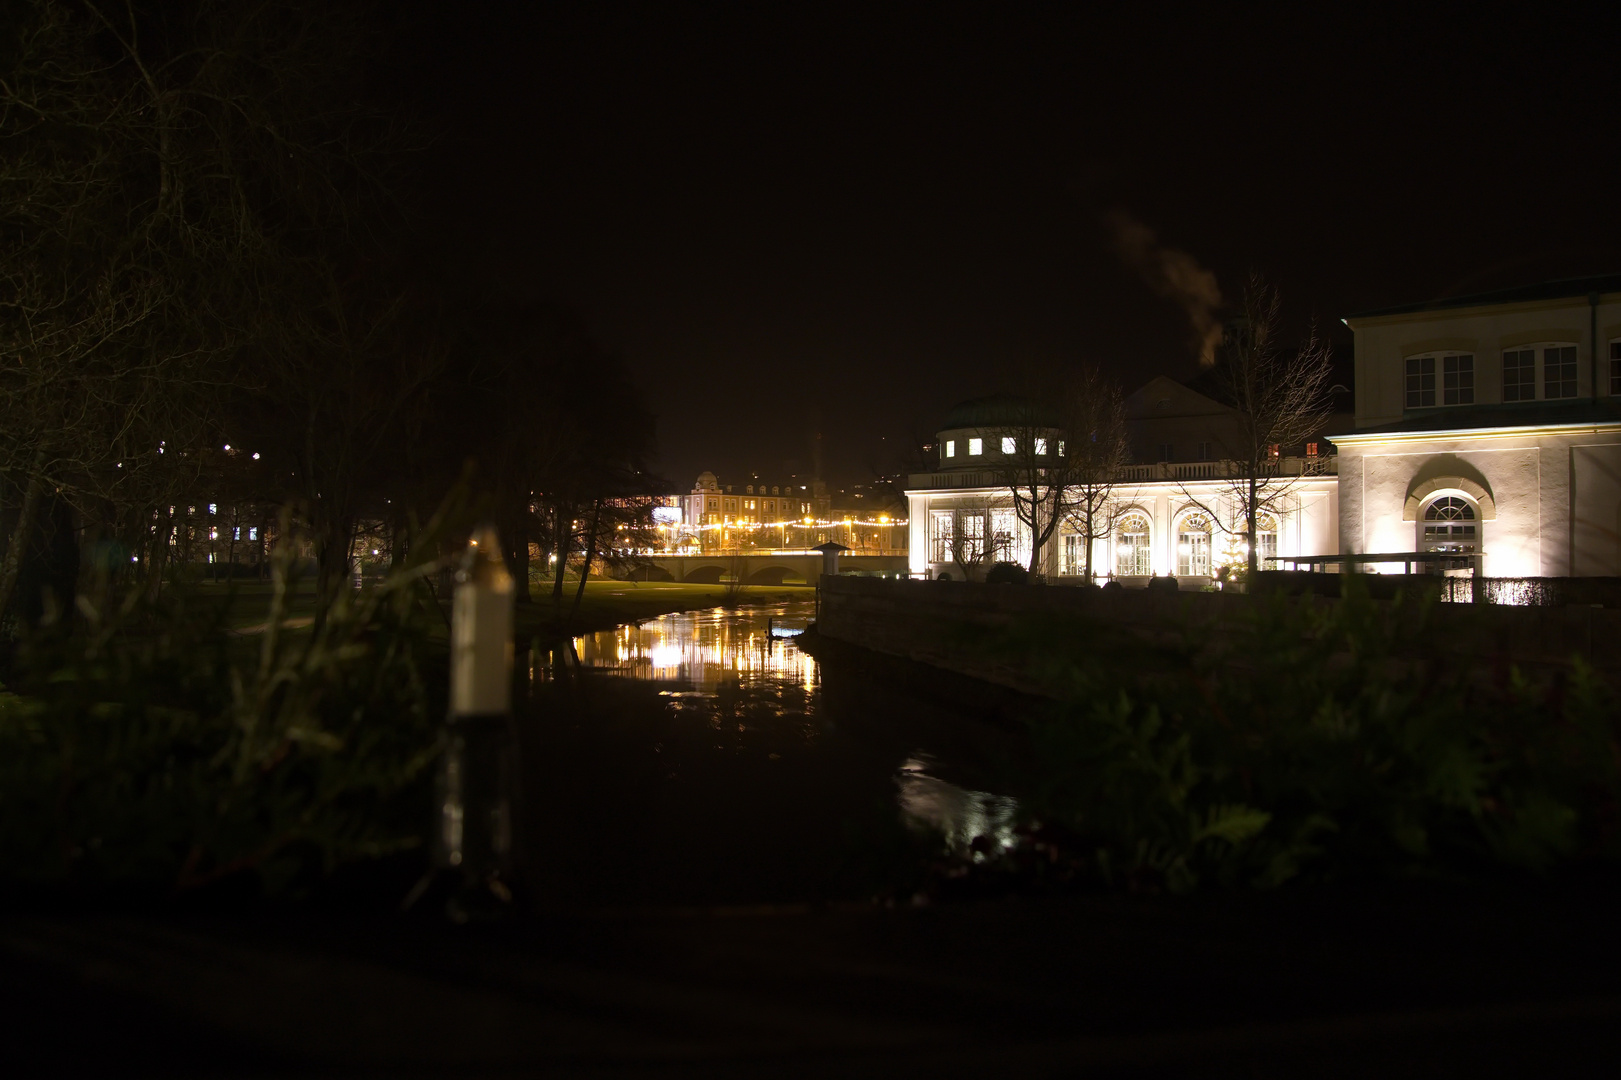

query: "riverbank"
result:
(513, 581), (814, 646)
(195, 577), (813, 645)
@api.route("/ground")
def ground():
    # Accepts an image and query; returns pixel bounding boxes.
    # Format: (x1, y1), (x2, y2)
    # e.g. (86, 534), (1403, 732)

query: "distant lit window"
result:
(968, 438), (983, 455)
(1544, 345), (1577, 399)
(248, 527), (258, 540)
(1057, 441), (1066, 457)
(1405, 356), (1435, 407)
(1442, 354), (1474, 405)
(233, 527), (241, 540)
(1503, 349), (1536, 402)
(1268, 444), (1280, 460)
(945, 440), (955, 458)
(1001, 436), (1016, 454)
(1305, 442), (1318, 458)
(1034, 438), (1048, 455)
(207, 503), (217, 515)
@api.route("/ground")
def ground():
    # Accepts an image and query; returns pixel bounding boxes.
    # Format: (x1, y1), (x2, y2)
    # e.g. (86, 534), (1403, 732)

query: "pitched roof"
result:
(1344, 274), (1621, 321)
(1122, 375), (1234, 420)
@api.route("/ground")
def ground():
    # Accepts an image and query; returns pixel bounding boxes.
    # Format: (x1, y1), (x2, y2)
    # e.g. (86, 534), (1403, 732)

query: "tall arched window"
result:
(1421, 496), (1479, 569)
(1177, 511), (1213, 576)
(1115, 512), (1151, 576)
(1255, 512), (1278, 568)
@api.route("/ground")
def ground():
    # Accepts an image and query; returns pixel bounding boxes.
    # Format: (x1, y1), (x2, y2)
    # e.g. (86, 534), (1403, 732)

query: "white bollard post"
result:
(429, 524), (518, 917)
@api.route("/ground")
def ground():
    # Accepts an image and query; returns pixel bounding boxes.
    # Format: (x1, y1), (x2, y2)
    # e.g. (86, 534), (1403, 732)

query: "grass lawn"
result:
(515, 580), (815, 643)
(182, 577), (814, 643)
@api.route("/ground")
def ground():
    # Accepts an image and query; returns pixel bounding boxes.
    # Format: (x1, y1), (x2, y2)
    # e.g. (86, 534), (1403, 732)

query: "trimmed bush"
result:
(986, 562), (1029, 585)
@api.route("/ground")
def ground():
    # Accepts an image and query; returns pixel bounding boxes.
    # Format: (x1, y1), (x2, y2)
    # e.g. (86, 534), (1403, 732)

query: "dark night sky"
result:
(412, 4), (1621, 489)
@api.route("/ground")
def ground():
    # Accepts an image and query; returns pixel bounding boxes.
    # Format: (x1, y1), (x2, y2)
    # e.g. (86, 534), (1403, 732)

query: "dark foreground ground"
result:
(5, 874), (1620, 1078)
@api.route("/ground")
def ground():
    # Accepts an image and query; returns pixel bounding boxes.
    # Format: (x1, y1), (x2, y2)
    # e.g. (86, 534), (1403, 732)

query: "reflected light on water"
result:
(897, 756), (1018, 857)
(548, 605), (818, 694)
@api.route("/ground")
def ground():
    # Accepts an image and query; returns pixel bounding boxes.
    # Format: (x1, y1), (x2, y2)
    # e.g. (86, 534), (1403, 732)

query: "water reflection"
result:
(897, 756), (1019, 857)
(553, 604), (817, 693)
(522, 603), (1020, 902)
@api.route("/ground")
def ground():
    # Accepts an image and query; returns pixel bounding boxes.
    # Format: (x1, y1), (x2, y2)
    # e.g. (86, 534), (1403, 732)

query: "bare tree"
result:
(1058, 367), (1130, 582)
(987, 397), (1081, 577)
(933, 496), (1004, 582)
(1199, 273), (1336, 579)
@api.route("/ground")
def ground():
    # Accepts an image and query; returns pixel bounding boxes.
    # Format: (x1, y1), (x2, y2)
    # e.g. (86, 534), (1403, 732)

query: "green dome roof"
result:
(941, 395), (1060, 430)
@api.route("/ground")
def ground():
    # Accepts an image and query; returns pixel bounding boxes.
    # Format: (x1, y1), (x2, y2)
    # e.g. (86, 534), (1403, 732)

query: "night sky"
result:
(414, 4), (1621, 489)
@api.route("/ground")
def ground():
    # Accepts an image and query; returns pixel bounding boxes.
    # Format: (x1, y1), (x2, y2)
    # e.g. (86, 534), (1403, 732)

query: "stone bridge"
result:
(618, 553), (909, 585)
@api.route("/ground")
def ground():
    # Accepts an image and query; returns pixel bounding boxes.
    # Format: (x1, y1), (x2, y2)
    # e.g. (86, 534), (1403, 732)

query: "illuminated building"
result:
(906, 385), (1340, 583)
(1335, 276), (1621, 576)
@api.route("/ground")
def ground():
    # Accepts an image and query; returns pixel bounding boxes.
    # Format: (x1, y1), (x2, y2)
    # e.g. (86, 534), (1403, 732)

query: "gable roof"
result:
(1123, 375), (1234, 420)
(1344, 274), (1621, 322)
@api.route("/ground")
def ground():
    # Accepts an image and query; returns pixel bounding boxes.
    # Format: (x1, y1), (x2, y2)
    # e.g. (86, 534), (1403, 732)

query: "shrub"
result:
(1147, 574), (1179, 592)
(0, 544), (446, 902)
(941, 578), (1621, 896)
(985, 562), (1029, 585)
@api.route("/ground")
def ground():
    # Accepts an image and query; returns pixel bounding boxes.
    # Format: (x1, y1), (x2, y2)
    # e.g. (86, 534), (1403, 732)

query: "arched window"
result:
(1255, 512), (1278, 568)
(1421, 496), (1479, 569)
(1115, 512), (1151, 576)
(1177, 511), (1213, 577)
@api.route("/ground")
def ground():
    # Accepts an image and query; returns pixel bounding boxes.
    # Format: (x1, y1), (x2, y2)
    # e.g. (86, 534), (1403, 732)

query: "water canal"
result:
(516, 599), (1024, 907)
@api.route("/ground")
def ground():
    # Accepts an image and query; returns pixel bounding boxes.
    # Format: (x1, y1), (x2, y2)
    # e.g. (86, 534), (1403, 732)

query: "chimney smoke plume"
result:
(1106, 210), (1224, 367)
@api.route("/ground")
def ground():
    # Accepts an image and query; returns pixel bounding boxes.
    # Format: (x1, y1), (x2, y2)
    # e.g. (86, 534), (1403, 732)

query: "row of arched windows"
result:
(1102, 510), (1277, 577)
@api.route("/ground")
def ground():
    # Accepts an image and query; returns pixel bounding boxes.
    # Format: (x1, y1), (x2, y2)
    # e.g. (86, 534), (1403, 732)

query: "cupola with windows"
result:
(935, 394), (1067, 468)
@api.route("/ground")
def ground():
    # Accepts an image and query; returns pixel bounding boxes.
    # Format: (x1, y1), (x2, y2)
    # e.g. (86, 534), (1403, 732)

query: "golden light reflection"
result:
(554, 605), (819, 693)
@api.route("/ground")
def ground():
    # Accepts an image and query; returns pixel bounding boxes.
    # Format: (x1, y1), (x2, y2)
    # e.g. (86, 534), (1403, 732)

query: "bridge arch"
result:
(681, 564), (727, 584)
(745, 564), (807, 586)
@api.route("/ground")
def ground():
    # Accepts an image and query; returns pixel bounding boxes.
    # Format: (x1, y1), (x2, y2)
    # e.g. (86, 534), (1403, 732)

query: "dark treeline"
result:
(0, 0), (660, 628)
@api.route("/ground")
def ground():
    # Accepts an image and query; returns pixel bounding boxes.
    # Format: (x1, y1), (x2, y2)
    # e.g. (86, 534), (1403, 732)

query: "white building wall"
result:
(1336, 431), (1621, 577)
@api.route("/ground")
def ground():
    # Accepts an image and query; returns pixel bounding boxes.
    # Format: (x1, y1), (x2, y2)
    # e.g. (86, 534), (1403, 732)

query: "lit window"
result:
(1503, 349), (1536, 402)
(1034, 438), (1048, 455)
(1421, 496), (1479, 568)
(207, 503), (217, 515)
(1256, 512), (1278, 568)
(945, 440), (955, 458)
(1115, 512), (1151, 577)
(233, 527), (241, 540)
(248, 527), (258, 540)
(1176, 512), (1212, 577)
(1268, 444), (1280, 460)
(1305, 442), (1318, 458)
(968, 438), (983, 455)
(1405, 356), (1435, 407)
(1057, 441), (1066, 457)
(1001, 436), (1016, 454)
(1442, 354), (1474, 405)
(1544, 345), (1577, 399)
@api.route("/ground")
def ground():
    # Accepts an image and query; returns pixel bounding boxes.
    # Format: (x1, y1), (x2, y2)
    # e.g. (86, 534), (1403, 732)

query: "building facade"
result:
(906, 383), (1339, 584)
(1334, 276), (1621, 577)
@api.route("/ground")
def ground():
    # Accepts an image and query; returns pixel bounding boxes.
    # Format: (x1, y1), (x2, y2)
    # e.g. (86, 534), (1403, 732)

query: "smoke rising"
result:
(1105, 210), (1224, 366)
